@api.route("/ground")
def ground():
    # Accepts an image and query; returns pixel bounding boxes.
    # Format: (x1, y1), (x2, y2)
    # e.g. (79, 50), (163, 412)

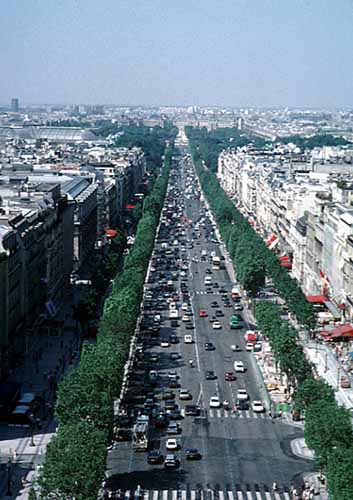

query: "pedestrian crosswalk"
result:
(116, 487), (291, 500)
(207, 409), (268, 419)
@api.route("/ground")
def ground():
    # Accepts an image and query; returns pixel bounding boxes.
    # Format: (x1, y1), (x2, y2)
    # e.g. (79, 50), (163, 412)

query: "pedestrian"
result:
(272, 481), (278, 493)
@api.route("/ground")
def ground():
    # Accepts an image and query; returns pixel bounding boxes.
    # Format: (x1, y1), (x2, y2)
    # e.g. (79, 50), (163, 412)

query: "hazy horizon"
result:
(1, 0), (353, 108)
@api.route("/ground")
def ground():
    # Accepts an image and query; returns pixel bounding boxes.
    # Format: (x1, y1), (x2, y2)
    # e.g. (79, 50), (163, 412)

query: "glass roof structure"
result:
(0, 126), (97, 143)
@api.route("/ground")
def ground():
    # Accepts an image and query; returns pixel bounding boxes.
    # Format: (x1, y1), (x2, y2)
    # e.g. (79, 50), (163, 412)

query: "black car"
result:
(206, 370), (217, 380)
(170, 335), (179, 344)
(148, 450), (164, 464)
(186, 448), (202, 460)
(204, 342), (215, 351)
(168, 410), (184, 420)
(236, 400), (250, 411)
(211, 301), (218, 308)
(185, 323), (195, 330)
(185, 405), (200, 416)
(171, 320), (179, 328)
(215, 309), (224, 317)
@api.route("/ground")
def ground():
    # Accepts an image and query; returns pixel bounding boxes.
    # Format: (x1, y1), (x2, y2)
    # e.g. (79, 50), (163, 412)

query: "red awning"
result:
(319, 324), (353, 340)
(306, 295), (328, 304)
(279, 255), (290, 262)
(105, 229), (117, 238)
(125, 204), (137, 209)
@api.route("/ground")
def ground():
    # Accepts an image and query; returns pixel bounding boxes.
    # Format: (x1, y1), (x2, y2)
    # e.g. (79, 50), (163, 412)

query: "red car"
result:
(199, 309), (208, 318)
(224, 371), (236, 381)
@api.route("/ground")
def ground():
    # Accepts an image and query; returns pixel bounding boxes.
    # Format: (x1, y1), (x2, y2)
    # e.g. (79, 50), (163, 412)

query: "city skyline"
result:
(1, 0), (353, 107)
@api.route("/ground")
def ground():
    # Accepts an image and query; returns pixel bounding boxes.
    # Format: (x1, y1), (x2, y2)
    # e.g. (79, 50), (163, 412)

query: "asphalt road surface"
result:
(106, 152), (314, 499)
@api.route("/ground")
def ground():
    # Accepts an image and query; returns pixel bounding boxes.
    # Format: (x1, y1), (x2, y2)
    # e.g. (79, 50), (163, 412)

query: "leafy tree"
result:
(38, 422), (107, 500)
(305, 401), (353, 467)
(294, 377), (335, 412)
(326, 446), (353, 500)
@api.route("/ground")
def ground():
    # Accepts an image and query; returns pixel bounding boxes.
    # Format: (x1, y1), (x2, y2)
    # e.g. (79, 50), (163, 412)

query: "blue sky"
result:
(1, 0), (353, 107)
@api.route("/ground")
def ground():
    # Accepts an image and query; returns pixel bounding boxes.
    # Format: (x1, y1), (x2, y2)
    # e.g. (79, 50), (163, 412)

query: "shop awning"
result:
(125, 204), (137, 209)
(324, 300), (342, 320)
(319, 324), (353, 340)
(105, 229), (117, 238)
(267, 234), (279, 250)
(306, 295), (328, 304)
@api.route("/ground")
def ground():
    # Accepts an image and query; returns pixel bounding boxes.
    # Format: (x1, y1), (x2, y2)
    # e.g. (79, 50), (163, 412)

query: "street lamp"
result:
(6, 458), (12, 496)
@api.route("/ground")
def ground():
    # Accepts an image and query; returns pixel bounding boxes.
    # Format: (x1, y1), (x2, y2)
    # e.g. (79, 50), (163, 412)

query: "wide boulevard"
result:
(106, 149), (314, 499)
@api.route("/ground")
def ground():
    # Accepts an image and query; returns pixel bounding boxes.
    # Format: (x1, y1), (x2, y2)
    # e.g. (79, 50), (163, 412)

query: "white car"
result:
(236, 389), (249, 401)
(246, 342), (254, 352)
(161, 341), (170, 348)
(184, 335), (193, 344)
(234, 361), (245, 373)
(169, 302), (177, 310)
(212, 321), (222, 330)
(166, 438), (178, 450)
(252, 400), (265, 413)
(209, 396), (221, 408)
(181, 302), (189, 311)
(182, 315), (191, 322)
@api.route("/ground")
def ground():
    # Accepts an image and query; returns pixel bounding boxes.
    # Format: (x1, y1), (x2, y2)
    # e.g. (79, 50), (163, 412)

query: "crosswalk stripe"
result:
(264, 492), (272, 500)
(283, 493), (290, 500)
(224, 410), (229, 418)
(245, 411), (250, 418)
(143, 492), (149, 500)
(255, 492), (262, 500)
(236, 492), (244, 500)
(217, 409), (222, 418)
(227, 492), (234, 500)
(123, 488), (294, 500)
(209, 409), (214, 417)
(124, 491), (130, 499)
(163, 490), (168, 500)
(246, 493), (253, 500)
(153, 491), (159, 500)
(172, 490), (177, 500)
(219, 491), (225, 500)
(274, 493), (281, 500)
(181, 491), (187, 500)
(190, 491), (196, 500)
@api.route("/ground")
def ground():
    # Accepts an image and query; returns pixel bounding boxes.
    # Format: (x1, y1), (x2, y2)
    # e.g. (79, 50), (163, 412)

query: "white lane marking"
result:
(255, 492), (262, 500)
(217, 409), (222, 418)
(172, 491), (177, 500)
(209, 409), (214, 418)
(227, 492), (234, 500)
(153, 491), (159, 500)
(246, 492), (252, 500)
(219, 491), (225, 500)
(224, 410), (229, 418)
(181, 491), (187, 500)
(264, 492), (272, 500)
(163, 491), (169, 500)
(190, 491), (196, 500)
(236, 492), (244, 500)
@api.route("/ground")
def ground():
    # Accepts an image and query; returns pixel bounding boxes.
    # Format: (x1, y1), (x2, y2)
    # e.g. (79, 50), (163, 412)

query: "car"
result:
(209, 316), (217, 323)
(186, 448), (202, 460)
(224, 371), (236, 381)
(171, 319), (179, 328)
(165, 400), (178, 410)
(181, 302), (189, 311)
(224, 301), (232, 308)
(253, 342), (262, 352)
(234, 361), (245, 373)
(233, 303), (244, 311)
(211, 301), (218, 308)
(229, 316), (239, 329)
(215, 309), (224, 317)
(185, 405), (200, 416)
(166, 438), (178, 450)
(252, 400), (265, 413)
(246, 342), (254, 352)
(237, 389), (249, 401)
(179, 389), (192, 400)
(184, 334), (193, 344)
(162, 390), (175, 400)
(166, 422), (180, 434)
(206, 370), (217, 380)
(209, 396), (221, 408)
(184, 309), (193, 316)
(185, 323), (195, 330)
(199, 309), (208, 318)
(182, 315), (191, 322)
(164, 454), (179, 468)
(170, 335), (179, 344)
(147, 450), (163, 464)
(213, 282), (219, 288)
(114, 429), (131, 442)
(204, 342), (215, 351)
(232, 344), (242, 352)
(169, 379), (180, 388)
(236, 400), (250, 411)
(170, 352), (181, 361)
(161, 340), (170, 348)
(212, 321), (221, 330)
(168, 410), (184, 420)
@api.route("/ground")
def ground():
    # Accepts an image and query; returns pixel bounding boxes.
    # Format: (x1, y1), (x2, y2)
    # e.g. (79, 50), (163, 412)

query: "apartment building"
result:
(218, 146), (353, 319)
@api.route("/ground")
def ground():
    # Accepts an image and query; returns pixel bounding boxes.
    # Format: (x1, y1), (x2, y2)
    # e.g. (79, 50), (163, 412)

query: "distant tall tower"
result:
(238, 117), (243, 130)
(11, 98), (19, 112)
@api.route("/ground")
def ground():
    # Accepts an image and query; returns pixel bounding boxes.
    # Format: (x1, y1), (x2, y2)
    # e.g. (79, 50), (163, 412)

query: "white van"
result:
(204, 276), (212, 286)
(169, 309), (179, 319)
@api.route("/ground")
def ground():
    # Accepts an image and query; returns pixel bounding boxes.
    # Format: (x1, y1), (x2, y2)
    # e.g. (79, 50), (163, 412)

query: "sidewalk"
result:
(0, 287), (84, 498)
